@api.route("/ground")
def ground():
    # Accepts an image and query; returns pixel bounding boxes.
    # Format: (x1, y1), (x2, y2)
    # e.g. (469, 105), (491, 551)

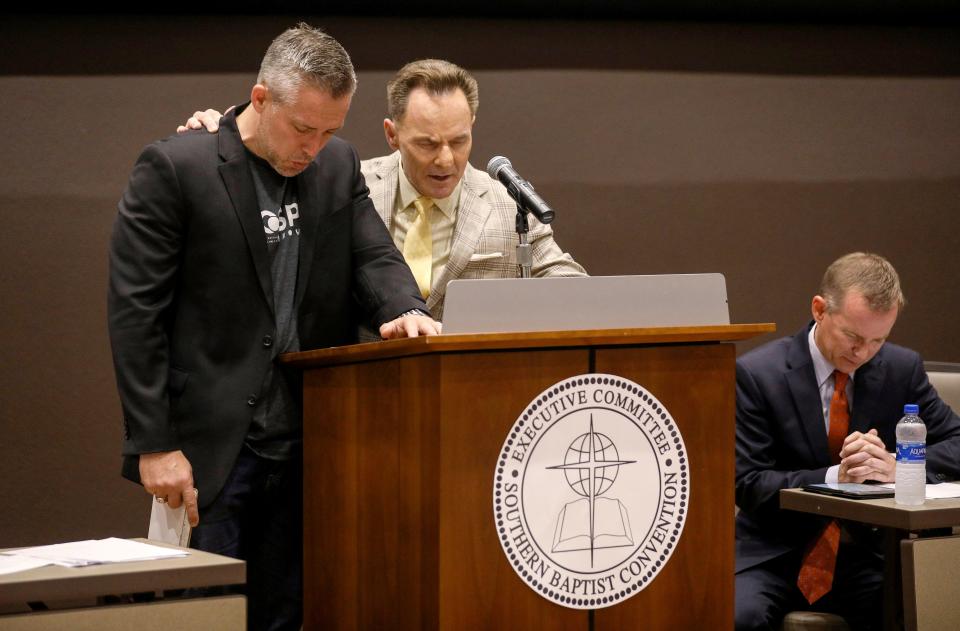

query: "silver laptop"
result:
(441, 274), (729, 335)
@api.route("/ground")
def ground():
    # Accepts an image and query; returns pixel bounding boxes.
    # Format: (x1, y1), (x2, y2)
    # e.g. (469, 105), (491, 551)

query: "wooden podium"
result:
(284, 324), (773, 630)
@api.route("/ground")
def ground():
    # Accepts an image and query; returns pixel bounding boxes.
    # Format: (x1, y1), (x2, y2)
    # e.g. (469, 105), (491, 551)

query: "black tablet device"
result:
(802, 483), (895, 499)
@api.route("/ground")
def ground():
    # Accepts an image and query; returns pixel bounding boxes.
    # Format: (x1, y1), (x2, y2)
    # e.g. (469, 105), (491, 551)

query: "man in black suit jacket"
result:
(108, 25), (437, 631)
(735, 252), (960, 630)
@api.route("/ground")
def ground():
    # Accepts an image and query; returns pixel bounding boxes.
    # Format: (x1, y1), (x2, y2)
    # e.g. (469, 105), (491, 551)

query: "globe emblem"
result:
(546, 415), (637, 562)
(563, 431), (620, 497)
(495, 375), (690, 608)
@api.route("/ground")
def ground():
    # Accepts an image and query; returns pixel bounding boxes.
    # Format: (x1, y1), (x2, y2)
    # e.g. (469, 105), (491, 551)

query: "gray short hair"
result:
(387, 59), (479, 121)
(257, 23), (356, 103)
(820, 252), (906, 313)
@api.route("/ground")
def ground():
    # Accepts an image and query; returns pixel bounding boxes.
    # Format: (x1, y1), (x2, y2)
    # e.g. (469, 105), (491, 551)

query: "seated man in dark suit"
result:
(735, 252), (960, 630)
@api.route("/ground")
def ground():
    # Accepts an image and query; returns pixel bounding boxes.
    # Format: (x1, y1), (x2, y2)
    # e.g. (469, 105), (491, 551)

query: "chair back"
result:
(925, 361), (960, 412)
(901, 534), (960, 631)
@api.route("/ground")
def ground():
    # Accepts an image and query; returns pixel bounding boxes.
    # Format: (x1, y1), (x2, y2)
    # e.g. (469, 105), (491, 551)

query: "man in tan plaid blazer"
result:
(365, 59), (585, 320)
(362, 154), (585, 319)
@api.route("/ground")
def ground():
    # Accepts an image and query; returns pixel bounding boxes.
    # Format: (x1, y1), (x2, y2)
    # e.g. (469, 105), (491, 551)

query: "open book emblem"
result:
(547, 416), (636, 562)
(493, 374), (690, 610)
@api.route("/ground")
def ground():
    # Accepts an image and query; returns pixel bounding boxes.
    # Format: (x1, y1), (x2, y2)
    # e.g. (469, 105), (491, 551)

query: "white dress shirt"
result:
(808, 323), (855, 483)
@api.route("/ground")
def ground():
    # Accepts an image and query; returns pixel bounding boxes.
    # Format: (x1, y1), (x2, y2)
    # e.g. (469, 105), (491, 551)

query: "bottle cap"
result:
(904, 404), (920, 415)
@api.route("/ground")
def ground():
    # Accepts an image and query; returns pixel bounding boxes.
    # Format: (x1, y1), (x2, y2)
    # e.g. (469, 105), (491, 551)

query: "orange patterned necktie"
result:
(797, 370), (849, 604)
(826, 371), (850, 465)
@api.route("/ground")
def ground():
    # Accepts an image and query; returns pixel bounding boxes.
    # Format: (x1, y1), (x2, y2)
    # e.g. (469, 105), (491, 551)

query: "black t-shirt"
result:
(244, 150), (302, 460)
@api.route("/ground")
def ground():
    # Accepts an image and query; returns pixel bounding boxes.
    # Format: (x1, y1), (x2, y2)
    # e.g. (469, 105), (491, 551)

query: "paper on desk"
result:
(924, 482), (960, 499)
(0, 554), (52, 575)
(2, 537), (189, 568)
(877, 481), (960, 499)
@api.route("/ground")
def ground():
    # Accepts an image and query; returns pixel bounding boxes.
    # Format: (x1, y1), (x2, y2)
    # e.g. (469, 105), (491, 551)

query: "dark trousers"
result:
(190, 444), (303, 631)
(735, 543), (883, 631)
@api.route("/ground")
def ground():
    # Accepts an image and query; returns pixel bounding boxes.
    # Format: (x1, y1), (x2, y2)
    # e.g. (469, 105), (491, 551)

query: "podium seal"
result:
(492, 374), (690, 609)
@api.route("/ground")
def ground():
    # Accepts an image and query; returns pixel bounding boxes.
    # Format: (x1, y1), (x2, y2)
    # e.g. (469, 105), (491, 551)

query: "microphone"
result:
(486, 156), (555, 224)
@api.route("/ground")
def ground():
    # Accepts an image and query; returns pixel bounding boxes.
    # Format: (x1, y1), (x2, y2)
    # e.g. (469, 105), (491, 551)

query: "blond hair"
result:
(820, 252), (905, 313)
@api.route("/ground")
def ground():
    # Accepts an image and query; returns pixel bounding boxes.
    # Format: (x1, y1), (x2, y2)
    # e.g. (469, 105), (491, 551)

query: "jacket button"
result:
(262, 335), (273, 348)
(247, 394), (258, 406)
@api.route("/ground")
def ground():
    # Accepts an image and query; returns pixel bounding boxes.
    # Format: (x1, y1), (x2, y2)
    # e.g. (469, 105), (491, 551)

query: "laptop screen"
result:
(441, 274), (729, 335)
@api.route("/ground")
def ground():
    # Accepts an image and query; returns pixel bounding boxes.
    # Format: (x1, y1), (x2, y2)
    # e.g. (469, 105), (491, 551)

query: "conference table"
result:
(780, 489), (960, 631)
(0, 539), (245, 630)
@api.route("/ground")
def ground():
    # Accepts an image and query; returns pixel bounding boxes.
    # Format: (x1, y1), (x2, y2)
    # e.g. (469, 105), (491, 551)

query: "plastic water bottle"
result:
(895, 404), (926, 505)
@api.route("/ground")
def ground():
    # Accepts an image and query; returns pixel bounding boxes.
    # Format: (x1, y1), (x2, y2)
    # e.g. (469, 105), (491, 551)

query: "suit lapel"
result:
(428, 165), (492, 314)
(218, 109), (274, 314)
(850, 356), (887, 434)
(784, 328), (832, 467)
(370, 154), (399, 231)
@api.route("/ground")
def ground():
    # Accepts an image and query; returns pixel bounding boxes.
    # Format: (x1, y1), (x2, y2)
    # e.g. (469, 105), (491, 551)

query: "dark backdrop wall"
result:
(1, 15), (958, 547)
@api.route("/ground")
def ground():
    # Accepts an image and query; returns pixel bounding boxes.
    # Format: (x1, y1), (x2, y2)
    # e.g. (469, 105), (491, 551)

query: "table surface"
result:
(0, 538), (244, 606)
(780, 488), (960, 531)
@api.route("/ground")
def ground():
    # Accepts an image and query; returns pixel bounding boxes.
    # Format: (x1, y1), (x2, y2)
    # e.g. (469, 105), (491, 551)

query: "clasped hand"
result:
(838, 428), (895, 483)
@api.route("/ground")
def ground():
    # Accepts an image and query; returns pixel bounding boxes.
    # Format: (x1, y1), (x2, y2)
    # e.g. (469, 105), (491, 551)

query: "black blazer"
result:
(108, 106), (426, 505)
(734, 324), (960, 572)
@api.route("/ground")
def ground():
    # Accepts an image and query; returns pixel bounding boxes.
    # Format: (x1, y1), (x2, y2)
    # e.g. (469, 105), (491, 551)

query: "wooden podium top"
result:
(282, 323), (775, 368)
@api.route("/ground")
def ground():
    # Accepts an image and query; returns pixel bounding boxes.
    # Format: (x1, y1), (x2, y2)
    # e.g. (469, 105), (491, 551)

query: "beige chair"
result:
(925, 362), (960, 535)
(901, 534), (960, 631)
(780, 611), (850, 631)
(905, 367), (960, 630)
(925, 362), (960, 412)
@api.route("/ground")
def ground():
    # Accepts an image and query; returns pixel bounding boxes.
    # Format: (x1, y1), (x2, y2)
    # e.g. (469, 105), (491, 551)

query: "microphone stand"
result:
(515, 203), (532, 278)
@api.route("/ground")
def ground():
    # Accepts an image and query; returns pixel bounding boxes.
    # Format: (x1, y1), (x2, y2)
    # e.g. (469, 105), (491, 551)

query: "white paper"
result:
(877, 481), (960, 499)
(925, 482), (960, 499)
(148, 500), (192, 547)
(3, 537), (189, 567)
(0, 554), (52, 575)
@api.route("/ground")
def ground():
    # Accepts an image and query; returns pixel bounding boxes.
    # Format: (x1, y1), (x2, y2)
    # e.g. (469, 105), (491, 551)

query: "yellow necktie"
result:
(403, 196), (433, 299)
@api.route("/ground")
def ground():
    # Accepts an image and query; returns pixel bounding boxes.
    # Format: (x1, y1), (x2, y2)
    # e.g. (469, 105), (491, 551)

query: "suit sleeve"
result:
(909, 357), (960, 481)
(735, 361), (830, 518)
(527, 216), (588, 278)
(346, 146), (429, 324)
(108, 143), (184, 455)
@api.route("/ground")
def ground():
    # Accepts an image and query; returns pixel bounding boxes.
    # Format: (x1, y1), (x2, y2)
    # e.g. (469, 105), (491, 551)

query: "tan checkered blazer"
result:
(362, 152), (586, 319)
